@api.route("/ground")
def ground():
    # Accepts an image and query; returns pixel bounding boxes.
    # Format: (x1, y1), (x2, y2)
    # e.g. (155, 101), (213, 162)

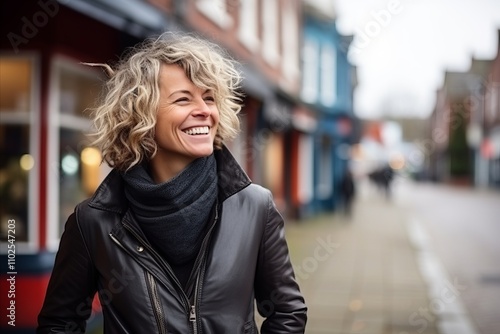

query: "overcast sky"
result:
(332, 0), (500, 119)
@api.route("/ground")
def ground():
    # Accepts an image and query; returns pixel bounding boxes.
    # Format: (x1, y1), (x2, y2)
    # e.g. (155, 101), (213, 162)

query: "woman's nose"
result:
(193, 99), (212, 117)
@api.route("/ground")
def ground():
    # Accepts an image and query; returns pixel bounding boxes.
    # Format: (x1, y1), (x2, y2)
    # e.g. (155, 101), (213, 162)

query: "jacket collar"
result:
(88, 145), (252, 214)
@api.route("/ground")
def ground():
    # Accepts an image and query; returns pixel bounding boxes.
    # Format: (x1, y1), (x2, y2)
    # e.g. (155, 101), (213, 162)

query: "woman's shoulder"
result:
(228, 183), (276, 213)
(238, 183), (272, 200)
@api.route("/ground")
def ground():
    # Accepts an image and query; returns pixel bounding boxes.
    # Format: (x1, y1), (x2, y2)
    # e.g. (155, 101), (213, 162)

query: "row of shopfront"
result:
(0, 0), (356, 330)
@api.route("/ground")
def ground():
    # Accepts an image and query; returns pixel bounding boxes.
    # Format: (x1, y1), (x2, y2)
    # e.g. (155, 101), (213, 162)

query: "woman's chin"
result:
(188, 146), (214, 158)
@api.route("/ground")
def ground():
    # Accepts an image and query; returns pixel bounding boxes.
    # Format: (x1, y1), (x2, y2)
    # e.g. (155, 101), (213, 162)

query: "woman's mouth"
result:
(182, 126), (210, 136)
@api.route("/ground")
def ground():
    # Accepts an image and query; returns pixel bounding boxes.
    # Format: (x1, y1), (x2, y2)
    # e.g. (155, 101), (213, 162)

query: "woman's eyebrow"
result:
(168, 90), (193, 98)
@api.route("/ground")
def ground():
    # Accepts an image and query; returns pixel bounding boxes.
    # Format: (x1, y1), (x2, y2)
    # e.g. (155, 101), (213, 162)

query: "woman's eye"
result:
(175, 97), (189, 103)
(204, 96), (215, 102)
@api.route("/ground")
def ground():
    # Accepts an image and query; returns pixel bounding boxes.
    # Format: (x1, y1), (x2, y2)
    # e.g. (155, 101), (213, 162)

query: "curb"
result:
(407, 218), (479, 334)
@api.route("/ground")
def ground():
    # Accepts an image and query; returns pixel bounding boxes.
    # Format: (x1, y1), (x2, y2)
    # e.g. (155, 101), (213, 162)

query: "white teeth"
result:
(183, 126), (209, 135)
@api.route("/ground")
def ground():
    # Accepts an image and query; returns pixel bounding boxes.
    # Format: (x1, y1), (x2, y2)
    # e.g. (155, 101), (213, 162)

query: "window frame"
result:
(320, 44), (337, 107)
(301, 38), (319, 103)
(262, 0), (280, 66)
(46, 56), (106, 251)
(196, 0), (233, 29)
(0, 52), (40, 253)
(237, 0), (259, 52)
(281, 0), (300, 84)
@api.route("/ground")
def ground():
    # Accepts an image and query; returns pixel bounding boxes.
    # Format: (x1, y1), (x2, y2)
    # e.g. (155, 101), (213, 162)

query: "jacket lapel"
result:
(109, 210), (185, 305)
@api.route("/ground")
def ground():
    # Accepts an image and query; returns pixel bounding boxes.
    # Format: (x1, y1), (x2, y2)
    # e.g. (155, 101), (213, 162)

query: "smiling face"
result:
(149, 63), (219, 182)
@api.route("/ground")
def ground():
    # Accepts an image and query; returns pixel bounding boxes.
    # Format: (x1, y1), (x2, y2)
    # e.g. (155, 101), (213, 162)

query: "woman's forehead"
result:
(159, 64), (213, 94)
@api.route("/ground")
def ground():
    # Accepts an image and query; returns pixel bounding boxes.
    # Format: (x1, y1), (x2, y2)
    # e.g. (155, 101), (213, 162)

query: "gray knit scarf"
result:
(122, 155), (218, 265)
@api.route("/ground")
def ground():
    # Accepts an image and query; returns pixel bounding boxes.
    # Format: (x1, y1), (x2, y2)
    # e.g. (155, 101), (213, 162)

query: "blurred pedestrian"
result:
(340, 169), (356, 216)
(37, 32), (306, 333)
(368, 164), (394, 198)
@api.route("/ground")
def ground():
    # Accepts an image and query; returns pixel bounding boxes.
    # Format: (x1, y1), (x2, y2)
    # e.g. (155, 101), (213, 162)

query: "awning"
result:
(59, 0), (169, 37)
(238, 63), (293, 130)
(238, 63), (273, 100)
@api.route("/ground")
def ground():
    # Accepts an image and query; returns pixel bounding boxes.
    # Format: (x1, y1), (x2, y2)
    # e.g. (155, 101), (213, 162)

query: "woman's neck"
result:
(149, 152), (195, 183)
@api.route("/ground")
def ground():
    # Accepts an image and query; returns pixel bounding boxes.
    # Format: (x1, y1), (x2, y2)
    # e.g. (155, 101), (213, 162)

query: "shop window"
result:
(47, 59), (108, 249)
(0, 56), (36, 247)
(264, 133), (284, 208)
(298, 134), (314, 203)
(58, 129), (102, 235)
(0, 125), (31, 242)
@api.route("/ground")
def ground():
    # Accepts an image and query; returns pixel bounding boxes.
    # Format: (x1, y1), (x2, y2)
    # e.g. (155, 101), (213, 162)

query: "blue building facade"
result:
(300, 11), (356, 215)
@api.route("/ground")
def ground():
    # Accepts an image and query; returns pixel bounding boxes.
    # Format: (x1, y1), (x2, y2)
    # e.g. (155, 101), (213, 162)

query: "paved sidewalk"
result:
(283, 180), (440, 334)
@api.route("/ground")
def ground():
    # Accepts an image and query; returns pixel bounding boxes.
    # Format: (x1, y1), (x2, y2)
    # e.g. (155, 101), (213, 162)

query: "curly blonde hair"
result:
(88, 32), (243, 171)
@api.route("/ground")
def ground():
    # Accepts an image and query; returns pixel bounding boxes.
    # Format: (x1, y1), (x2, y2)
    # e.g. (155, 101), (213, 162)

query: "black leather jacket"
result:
(37, 147), (307, 333)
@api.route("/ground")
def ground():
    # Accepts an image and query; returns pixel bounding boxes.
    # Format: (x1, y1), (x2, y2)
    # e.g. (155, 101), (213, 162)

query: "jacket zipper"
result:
(189, 304), (197, 333)
(115, 203), (220, 334)
(188, 204), (217, 334)
(146, 271), (168, 334)
(185, 202), (219, 294)
(190, 269), (202, 334)
(187, 203), (219, 334)
(191, 255), (210, 334)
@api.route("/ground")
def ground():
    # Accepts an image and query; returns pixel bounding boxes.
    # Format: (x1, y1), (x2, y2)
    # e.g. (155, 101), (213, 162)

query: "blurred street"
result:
(283, 177), (500, 334)
(408, 181), (500, 334)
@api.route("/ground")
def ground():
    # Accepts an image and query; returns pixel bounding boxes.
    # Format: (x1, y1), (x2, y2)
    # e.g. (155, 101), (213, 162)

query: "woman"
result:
(37, 33), (307, 333)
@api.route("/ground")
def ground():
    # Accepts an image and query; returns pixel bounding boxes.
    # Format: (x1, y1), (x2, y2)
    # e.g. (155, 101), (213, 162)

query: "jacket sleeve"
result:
(254, 190), (307, 334)
(37, 209), (97, 333)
